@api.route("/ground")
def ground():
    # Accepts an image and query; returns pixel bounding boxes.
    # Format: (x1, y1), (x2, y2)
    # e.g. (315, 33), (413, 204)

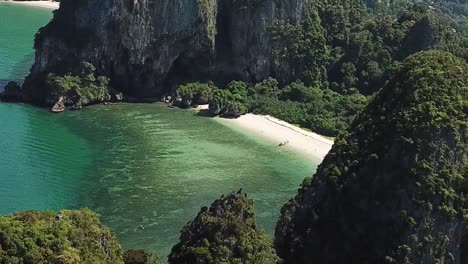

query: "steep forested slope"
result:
(275, 50), (468, 263)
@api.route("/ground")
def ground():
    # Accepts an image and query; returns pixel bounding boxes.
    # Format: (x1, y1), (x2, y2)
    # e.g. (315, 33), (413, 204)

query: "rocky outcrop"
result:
(51, 96), (65, 113)
(23, 0), (309, 104)
(39, 61), (117, 112)
(275, 51), (468, 263)
(168, 190), (279, 264)
(0, 81), (22, 102)
(401, 15), (442, 58)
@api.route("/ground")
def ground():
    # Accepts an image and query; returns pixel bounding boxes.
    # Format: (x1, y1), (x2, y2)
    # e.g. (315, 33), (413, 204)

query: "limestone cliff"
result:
(23, 0), (308, 104)
(275, 51), (468, 263)
(168, 191), (279, 263)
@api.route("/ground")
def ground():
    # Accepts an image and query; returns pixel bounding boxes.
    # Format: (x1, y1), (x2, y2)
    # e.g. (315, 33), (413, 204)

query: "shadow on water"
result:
(1, 52), (35, 91)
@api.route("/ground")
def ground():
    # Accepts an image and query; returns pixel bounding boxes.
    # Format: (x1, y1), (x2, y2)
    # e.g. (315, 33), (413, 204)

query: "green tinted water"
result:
(0, 3), (53, 84)
(58, 104), (315, 254)
(0, 102), (92, 212)
(0, 3), (316, 257)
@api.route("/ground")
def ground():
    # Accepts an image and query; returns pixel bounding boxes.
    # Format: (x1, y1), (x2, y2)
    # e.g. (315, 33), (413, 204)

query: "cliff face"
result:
(275, 51), (468, 264)
(24, 0), (308, 103)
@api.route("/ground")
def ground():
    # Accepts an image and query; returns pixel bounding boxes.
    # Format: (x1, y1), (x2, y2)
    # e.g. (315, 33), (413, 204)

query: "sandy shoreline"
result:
(195, 105), (334, 161)
(217, 114), (334, 161)
(1, 0), (59, 9)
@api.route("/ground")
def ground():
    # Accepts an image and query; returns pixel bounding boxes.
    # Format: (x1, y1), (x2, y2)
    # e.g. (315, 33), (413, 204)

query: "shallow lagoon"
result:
(0, 3), (316, 256)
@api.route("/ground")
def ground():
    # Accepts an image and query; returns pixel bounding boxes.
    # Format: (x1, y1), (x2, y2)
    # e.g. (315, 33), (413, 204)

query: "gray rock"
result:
(51, 96), (66, 113)
(24, 0), (308, 102)
(0, 81), (22, 101)
(171, 96), (183, 107)
(208, 101), (222, 115)
(71, 101), (83, 110)
(180, 97), (192, 108)
(116, 93), (124, 101)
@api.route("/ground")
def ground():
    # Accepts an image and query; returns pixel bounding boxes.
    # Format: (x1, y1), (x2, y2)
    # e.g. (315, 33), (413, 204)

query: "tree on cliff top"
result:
(168, 191), (279, 264)
(0, 209), (124, 264)
(275, 50), (468, 263)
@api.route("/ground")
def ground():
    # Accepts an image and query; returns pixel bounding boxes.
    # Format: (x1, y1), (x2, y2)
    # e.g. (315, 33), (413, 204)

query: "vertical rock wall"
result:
(25, 0), (309, 103)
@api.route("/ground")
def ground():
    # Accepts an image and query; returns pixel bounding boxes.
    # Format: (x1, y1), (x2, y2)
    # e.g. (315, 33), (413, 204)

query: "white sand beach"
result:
(217, 114), (334, 161)
(1, 0), (59, 9)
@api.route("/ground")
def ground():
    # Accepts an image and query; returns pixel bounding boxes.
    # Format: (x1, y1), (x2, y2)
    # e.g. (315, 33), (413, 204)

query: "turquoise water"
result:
(0, 3), (53, 85)
(0, 103), (92, 212)
(57, 104), (315, 254)
(0, 3), (316, 257)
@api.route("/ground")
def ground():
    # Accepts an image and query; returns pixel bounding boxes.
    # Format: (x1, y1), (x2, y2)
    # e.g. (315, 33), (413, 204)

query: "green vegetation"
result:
(0, 193), (279, 264)
(5, 0), (468, 262)
(271, 1), (468, 95)
(250, 80), (367, 136)
(173, 0), (468, 138)
(168, 191), (279, 264)
(123, 250), (161, 264)
(45, 61), (110, 106)
(0, 209), (123, 264)
(176, 82), (214, 108)
(176, 79), (367, 136)
(176, 81), (250, 117)
(208, 81), (250, 117)
(196, 0), (218, 47)
(270, 10), (329, 86)
(275, 50), (468, 263)
(182, 0), (468, 137)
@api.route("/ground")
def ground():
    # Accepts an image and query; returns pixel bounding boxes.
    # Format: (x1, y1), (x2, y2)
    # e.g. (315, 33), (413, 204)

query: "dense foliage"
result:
(275, 50), (468, 263)
(270, 10), (330, 87)
(4, 0), (468, 262)
(0, 209), (123, 264)
(168, 191), (279, 264)
(176, 81), (250, 117)
(176, 82), (214, 108)
(45, 61), (110, 106)
(208, 81), (250, 117)
(250, 80), (367, 136)
(172, 0), (468, 137)
(271, 0), (468, 95)
(176, 79), (367, 136)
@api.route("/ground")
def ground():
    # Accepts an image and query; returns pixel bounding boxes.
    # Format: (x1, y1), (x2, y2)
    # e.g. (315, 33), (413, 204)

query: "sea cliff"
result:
(23, 0), (308, 105)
